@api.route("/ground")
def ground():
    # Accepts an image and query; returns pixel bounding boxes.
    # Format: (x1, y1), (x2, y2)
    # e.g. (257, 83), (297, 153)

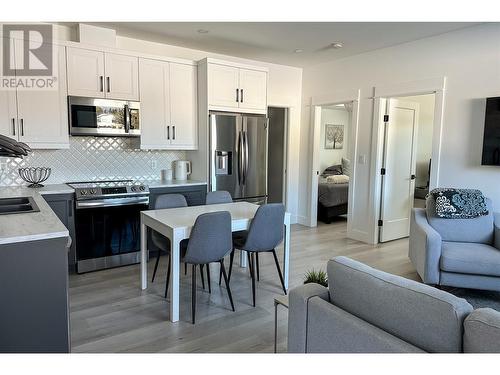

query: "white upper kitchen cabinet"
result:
(66, 47), (139, 101)
(16, 43), (69, 147)
(66, 47), (105, 98)
(169, 63), (197, 149)
(139, 58), (197, 150)
(139, 58), (170, 149)
(0, 38), (17, 138)
(205, 59), (268, 114)
(104, 53), (139, 101)
(208, 64), (240, 109)
(238, 69), (267, 111)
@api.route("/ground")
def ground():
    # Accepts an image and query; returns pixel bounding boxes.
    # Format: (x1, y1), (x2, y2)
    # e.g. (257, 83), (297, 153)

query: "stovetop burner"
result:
(67, 179), (149, 200)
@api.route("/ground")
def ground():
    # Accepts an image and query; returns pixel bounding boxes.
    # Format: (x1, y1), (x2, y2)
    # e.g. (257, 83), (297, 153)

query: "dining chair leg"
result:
(272, 249), (287, 295)
(200, 264), (206, 290)
(164, 254), (171, 299)
(185, 263), (187, 275)
(228, 249), (235, 283)
(220, 260), (235, 312)
(152, 251), (162, 282)
(250, 252), (256, 307)
(191, 264), (197, 324)
(247, 251), (254, 278)
(256, 252), (260, 282)
(206, 263), (211, 294)
(218, 259), (223, 286)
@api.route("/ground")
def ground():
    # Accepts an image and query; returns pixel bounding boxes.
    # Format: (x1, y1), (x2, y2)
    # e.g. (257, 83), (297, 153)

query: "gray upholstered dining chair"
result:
(206, 190), (233, 205)
(230, 203), (287, 307)
(181, 211), (235, 324)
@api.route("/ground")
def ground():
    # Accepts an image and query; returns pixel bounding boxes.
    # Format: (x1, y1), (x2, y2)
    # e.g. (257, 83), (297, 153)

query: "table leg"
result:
(274, 301), (278, 353)
(170, 233), (180, 322)
(283, 221), (290, 290)
(140, 222), (147, 290)
(240, 250), (247, 268)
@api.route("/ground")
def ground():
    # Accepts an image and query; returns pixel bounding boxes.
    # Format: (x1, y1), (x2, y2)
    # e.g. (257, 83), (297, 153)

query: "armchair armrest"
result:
(287, 283), (329, 353)
(409, 208), (442, 284)
(494, 213), (500, 250)
(464, 308), (500, 353)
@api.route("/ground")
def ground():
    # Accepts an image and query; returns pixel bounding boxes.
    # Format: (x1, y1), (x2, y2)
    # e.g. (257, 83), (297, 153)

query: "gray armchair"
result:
(409, 197), (500, 291)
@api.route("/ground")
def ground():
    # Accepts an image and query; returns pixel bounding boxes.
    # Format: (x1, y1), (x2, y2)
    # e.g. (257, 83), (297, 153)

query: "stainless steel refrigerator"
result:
(209, 112), (268, 204)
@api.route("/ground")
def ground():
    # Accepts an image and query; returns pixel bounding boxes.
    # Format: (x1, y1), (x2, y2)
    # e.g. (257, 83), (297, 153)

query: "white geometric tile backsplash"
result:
(0, 136), (186, 186)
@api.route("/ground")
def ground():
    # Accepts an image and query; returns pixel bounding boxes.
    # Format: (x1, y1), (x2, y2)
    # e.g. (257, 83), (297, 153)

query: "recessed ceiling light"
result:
(294, 49), (303, 53)
(197, 29), (209, 34)
(331, 42), (343, 49)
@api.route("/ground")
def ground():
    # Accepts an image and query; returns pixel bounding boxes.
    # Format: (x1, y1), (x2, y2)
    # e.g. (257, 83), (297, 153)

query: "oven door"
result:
(69, 96), (140, 137)
(75, 202), (148, 273)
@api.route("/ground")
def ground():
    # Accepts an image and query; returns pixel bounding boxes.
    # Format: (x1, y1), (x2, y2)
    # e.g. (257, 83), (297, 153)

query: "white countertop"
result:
(0, 186), (70, 245)
(145, 179), (207, 189)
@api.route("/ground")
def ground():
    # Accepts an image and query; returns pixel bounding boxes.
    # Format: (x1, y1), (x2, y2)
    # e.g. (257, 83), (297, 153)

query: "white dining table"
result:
(140, 201), (291, 322)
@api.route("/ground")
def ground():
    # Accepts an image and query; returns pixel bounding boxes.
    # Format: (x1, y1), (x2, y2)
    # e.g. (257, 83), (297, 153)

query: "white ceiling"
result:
(88, 22), (480, 67)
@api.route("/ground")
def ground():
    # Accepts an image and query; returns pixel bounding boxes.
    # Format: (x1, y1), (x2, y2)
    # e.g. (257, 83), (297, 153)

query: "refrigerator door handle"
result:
(243, 130), (249, 185)
(237, 130), (243, 185)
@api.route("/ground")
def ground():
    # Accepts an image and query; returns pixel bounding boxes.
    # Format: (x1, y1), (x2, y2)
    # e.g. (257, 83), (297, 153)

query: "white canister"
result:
(173, 160), (192, 180)
(160, 169), (173, 181)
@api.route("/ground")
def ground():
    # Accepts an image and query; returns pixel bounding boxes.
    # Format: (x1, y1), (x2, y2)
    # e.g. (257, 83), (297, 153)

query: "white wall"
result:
(50, 24), (303, 223)
(402, 94), (435, 188)
(300, 23), (500, 242)
(319, 107), (349, 173)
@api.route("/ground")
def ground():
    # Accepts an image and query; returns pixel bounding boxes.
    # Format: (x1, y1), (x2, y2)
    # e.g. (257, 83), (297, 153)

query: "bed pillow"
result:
(326, 174), (349, 184)
(322, 164), (343, 176)
(341, 158), (352, 177)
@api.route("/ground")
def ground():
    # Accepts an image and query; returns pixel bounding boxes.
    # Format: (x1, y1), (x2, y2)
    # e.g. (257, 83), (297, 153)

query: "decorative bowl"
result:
(18, 167), (52, 188)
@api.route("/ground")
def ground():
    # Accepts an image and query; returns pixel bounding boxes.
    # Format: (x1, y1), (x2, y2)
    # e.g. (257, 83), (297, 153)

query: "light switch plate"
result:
(358, 155), (367, 164)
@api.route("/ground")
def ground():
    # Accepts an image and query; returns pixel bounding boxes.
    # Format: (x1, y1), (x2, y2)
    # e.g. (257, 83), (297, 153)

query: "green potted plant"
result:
(304, 269), (328, 287)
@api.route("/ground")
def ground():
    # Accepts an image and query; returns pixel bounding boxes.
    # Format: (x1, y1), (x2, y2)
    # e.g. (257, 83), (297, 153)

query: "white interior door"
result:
(169, 63), (197, 149)
(66, 47), (105, 98)
(238, 68), (267, 111)
(208, 63), (239, 109)
(139, 58), (170, 149)
(104, 53), (139, 101)
(380, 99), (419, 242)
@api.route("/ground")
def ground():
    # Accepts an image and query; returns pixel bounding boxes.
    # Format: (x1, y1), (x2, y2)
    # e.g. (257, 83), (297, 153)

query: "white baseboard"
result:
(296, 215), (310, 226)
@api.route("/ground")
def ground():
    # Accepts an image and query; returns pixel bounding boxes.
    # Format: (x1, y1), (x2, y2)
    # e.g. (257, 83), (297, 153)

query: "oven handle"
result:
(76, 196), (149, 209)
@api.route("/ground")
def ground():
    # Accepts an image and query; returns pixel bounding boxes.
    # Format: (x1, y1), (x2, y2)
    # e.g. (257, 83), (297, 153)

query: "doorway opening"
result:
(378, 93), (435, 242)
(311, 102), (354, 228)
(267, 107), (288, 205)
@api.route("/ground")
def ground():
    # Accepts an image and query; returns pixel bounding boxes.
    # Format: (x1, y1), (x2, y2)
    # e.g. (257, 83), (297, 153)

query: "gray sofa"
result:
(409, 197), (500, 291)
(288, 256), (500, 353)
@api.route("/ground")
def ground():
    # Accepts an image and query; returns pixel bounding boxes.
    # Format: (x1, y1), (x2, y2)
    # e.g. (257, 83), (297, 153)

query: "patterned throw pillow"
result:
(429, 188), (488, 219)
(322, 164), (343, 176)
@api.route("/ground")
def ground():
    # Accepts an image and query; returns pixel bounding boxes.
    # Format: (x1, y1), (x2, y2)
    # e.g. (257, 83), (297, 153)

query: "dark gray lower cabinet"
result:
(42, 193), (76, 270)
(0, 237), (70, 353)
(147, 184), (207, 254)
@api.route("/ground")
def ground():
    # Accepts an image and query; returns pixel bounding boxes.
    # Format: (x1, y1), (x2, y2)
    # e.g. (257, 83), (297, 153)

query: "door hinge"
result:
(383, 114), (389, 122)
(381, 168), (386, 175)
(378, 220), (383, 227)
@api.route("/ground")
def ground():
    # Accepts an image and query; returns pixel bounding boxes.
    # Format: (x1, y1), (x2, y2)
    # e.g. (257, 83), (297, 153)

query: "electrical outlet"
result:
(150, 159), (157, 169)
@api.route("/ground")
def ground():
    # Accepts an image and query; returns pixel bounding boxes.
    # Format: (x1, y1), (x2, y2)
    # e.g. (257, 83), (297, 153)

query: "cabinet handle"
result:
(11, 118), (15, 136)
(20, 118), (24, 136)
(236, 88), (239, 103)
(106, 77), (110, 93)
(167, 125), (170, 140)
(99, 76), (104, 92)
(240, 89), (244, 103)
(173, 125), (176, 140)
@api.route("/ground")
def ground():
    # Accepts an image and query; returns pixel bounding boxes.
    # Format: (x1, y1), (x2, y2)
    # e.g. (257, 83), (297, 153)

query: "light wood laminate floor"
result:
(69, 219), (418, 353)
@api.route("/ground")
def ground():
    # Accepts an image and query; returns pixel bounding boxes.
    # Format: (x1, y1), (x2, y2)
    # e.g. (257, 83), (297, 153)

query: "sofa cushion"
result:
(425, 197), (494, 244)
(306, 297), (425, 353)
(328, 256), (473, 353)
(440, 242), (500, 277)
(463, 308), (500, 353)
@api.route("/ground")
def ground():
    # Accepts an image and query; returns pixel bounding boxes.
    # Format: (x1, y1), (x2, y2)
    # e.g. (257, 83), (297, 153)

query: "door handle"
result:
(240, 89), (244, 103)
(11, 118), (15, 136)
(99, 76), (104, 92)
(243, 130), (249, 185)
(236, 88), (239, 103)
(167, 125), (170, 140)
(172, 125), (176, 140)
(237, 131), (243, 185)
(20, 118), (24, 136)
(410, 174), (416, 180)
(106, 77), (110, 93)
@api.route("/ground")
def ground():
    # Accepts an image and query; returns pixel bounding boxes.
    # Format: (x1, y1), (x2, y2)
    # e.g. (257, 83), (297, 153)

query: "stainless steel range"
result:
(67, 180), (150, 273)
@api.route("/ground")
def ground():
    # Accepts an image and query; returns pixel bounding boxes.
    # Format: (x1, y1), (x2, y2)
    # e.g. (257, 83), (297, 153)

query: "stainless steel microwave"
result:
(68, 96), (140, 137)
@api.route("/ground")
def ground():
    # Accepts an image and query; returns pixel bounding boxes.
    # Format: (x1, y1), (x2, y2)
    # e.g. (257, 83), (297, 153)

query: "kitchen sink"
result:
(0, 196), (40, 215)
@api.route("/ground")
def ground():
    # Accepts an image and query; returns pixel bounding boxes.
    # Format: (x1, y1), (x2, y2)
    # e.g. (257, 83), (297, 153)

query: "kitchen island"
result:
(0, 185), (72, 353)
